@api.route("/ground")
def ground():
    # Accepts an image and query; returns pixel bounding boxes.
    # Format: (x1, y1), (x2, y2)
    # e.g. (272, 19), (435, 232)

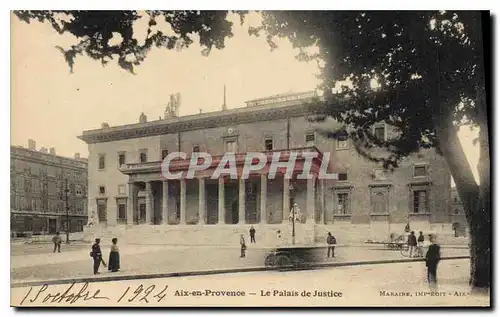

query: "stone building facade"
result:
(79, 91), (454, 245)
(10, 142), (88, 235)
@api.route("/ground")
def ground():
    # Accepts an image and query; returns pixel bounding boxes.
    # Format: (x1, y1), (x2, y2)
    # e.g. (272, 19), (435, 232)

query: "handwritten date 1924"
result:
(20, 282), (168, 305)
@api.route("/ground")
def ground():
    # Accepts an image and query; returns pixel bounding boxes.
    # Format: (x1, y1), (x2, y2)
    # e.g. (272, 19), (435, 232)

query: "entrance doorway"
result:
(231, 200), (238, 224)
(48, 218), (57, 234)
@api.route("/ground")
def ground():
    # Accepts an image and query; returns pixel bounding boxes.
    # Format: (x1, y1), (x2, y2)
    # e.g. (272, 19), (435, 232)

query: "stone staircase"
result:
(83, 221), (468, 246)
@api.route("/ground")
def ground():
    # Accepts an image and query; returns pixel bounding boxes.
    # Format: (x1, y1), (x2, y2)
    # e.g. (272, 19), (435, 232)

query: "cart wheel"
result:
(275, 254), (292, 267)
(265, 254), (276, 267)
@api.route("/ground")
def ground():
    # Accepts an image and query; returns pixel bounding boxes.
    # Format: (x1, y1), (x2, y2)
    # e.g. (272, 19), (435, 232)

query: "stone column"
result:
(198, 178), (205, 225)
(306, 177), (315, 223)
(162, 181), (168, 225)
(180, 179), (186, 225)
(319, 179), (325, 224)
(145, 181), (153, 225)
(238, 178), (245, 224)
(260, 174), (267, 224)
(218, 178), (225, 224)
(282, 177), (290, 224)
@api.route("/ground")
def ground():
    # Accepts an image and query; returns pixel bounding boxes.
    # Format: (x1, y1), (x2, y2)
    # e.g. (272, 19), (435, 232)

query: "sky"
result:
(10, 11), (480, 183)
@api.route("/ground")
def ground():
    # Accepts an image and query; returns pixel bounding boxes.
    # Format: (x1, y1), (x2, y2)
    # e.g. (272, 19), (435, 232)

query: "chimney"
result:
(101, 122), (110, 129)
(49, 148), (56, 155)
(28, 139), (36, 150)
(139, 112), (147, 123)
(74, 153), (80, 159)
(39, 147), (48, 153)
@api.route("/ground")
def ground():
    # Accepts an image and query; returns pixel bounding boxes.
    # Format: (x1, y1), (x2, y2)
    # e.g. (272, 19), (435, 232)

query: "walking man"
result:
(425, 234), (441, 288)
(407, 231), (418, 258)
(327, 232), (336, 258)
(249, 226), (256, 243)
(91, 238), (106, 274)
(52, 232), (62, 253)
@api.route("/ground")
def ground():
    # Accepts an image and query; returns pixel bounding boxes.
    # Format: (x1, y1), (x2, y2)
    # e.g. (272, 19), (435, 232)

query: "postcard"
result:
(10, 9), (491, 308)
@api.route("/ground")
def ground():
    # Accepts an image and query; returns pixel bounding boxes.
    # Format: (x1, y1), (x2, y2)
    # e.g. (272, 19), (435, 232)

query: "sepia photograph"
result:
(9, 7), (491, 308)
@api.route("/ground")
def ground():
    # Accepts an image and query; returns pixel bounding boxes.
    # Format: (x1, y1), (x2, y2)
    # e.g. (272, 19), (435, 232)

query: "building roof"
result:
(11, 145), (88, 169)
(78, 92), (325, 144)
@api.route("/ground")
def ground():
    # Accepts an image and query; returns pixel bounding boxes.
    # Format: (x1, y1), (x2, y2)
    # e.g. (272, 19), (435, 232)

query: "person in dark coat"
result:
(52, 232), (62, 253)
(91, 238), (106, 274)
(108, 238), (120, 272)
(249, 226), (256, 243)
(417, 231), (425, 257)
(407, 231), (418, 258)
(425, 234), (441, 287)
(327, 232), (336, 258)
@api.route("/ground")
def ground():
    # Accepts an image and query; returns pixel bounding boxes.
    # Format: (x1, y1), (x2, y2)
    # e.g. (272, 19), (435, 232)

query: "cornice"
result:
(79, 101), (327, 144)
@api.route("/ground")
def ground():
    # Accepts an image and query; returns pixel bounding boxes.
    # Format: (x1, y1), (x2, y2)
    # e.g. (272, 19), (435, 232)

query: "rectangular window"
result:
(338, 173), (348, 181)
(336, 193), (350, 215)
(305, 132), (315, 146)
(413, 165), (427, 177)
(413, 190), (428, 213)
(118, 204), (126, 220)
(225, 140), (237, 153)
(192, 146), (200, 153)
(374, 126), (386, 141)
(139, 150), (148, 163)
(118, 153), (126, 166)
(161, 149), (169, 160)
(98, 154), (106, 170)
(264, 138), (273, 151)
(99, 186), (106, 195)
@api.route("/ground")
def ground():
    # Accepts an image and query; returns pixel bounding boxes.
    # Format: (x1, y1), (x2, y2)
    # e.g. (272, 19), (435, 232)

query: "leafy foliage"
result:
(251, 11), (486, 169)
(14, 10), (248, 73)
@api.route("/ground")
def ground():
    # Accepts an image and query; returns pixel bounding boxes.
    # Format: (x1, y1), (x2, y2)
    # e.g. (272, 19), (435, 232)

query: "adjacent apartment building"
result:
(10, 140), (88, 235)
(78, 91), (454, 245)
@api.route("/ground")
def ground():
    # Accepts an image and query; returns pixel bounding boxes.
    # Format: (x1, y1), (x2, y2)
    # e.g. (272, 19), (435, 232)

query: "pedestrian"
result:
(90, 238), (107, 274)
(407, 231), (417, 258)
(240, 234), (247, 258)
(108, 238), (120, 273)
(327, 232), (336, 258)
(249, 226), (256, 243)
(52, 232), (62, 253)
(417, 231), (425, 257)
(425, 234), (441, 288)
